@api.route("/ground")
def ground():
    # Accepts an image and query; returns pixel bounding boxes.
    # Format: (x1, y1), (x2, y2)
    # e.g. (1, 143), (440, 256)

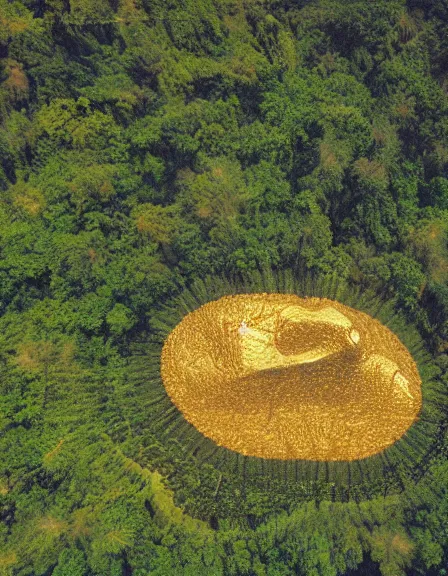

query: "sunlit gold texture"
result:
(161, 294), (422, 461)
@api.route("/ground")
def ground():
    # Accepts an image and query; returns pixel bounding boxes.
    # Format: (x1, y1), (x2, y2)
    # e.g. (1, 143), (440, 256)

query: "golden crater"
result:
(161, 294), (422, 461)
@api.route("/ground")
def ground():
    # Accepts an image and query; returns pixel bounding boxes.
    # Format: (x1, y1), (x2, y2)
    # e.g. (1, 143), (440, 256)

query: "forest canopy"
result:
(0, 0), (448, 575)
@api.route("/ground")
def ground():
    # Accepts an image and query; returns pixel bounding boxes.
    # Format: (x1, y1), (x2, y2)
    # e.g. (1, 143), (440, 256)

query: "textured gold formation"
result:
(161, 294), (422, 461)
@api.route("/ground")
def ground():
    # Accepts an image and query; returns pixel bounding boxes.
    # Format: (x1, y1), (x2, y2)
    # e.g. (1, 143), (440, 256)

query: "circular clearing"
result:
(161, 294), (422, 461)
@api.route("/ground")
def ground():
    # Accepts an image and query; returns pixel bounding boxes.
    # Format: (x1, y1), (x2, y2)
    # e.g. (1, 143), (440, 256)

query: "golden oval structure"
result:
(161, 294), (422, 461)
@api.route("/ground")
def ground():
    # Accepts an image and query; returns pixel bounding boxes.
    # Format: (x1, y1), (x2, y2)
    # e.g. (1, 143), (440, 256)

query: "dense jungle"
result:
(0, 0), (448, 574)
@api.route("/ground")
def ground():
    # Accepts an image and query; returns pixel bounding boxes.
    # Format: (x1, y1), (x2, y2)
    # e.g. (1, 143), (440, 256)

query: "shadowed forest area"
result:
(0, 0), (448, 574)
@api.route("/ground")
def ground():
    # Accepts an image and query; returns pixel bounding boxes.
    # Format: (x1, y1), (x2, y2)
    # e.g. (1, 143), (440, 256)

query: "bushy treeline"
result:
(0, 0), (447, 575)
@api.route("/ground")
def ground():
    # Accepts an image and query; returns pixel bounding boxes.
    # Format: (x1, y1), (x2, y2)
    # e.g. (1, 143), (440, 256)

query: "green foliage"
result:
(0, 1), (448, 575)
(427, 177), (448, 210)
(51, 548), (89, 576)
(106, 303), (137, 337)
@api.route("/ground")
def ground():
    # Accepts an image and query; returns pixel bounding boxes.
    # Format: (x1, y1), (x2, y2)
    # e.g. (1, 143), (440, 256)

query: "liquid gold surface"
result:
(161, 294), (422, 461)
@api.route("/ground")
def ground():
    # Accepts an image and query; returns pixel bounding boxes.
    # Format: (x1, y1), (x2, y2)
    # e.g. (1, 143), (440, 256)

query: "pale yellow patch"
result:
(0, 552), (17, 569)
(39, 516), (68, 535)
